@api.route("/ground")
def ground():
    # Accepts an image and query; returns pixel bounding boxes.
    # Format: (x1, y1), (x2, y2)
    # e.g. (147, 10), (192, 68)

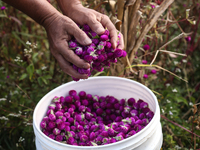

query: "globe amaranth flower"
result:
(143, 44), (150, 50)
(143, 74), (148, 79)
(142, 60), (148, 64)
(1, 6), (6, 10)
(151, 69), (157, 74)
(185, 36), (191, 42)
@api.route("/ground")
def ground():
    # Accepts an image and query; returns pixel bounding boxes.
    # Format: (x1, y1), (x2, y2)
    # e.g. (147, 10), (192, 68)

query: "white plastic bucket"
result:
(33, 76), (163, 150)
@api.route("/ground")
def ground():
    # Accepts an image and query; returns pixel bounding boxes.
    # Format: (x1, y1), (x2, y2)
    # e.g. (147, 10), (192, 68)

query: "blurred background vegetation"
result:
(0, 0), (200, 149)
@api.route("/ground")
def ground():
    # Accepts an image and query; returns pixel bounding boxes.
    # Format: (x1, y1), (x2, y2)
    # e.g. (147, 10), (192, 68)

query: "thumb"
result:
(68, 22), (92, 45)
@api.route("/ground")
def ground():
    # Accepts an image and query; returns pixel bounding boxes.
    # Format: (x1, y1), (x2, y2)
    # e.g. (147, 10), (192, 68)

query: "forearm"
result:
(56, 0), (82, 17)
(2, 0), (61, 28)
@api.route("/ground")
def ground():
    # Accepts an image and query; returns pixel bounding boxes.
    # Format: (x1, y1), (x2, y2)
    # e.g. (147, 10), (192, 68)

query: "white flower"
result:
(182, 59), (187, 63)
(0, 98), (6, 101)
(189, 102), (193, 106)
(172, 89), (178, 92)
(0, 116), (9, 120)
(174, 61), (179, 65)
(26, 41), (31, 45)
(166, 83), (170, 87)
(18, 137), (25, 142)
(167, 99), (171, 103)
(170, 106), (173, 109)
(8, 113), (21, 117)
(169, 111), (173, 115)
(161, 109), (165, 113)
(41, 66), (47, 70)
(175, 68), (181, 73)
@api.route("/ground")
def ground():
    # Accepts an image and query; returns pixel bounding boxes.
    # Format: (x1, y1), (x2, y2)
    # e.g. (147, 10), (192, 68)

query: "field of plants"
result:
(0, 0), (200, 149)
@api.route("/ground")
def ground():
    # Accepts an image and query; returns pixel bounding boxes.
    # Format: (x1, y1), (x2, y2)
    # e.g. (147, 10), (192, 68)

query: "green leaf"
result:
(19, 73), (28, 80)
(176, 96), (188, 106)
(41, 76), (48, 84)
(26, 64), (34, 80)
(37, 77), (43, 86)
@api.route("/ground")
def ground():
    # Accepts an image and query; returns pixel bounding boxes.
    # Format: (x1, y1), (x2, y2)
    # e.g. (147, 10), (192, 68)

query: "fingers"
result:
(67, 21), (92, 45)
(58, 41), (90, 69)
(86, 13), (105, 35)
(117, 32), (124, 49)
(53, 52), (89, 79)
(100, 14), (118, 49)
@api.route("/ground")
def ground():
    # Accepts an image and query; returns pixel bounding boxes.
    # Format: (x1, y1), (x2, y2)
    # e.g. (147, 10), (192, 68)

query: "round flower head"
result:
(83, 24), (91, 31)
(143, 74), (148, 79)
(69, 41), (77, 49)
(75, 47), (83, 55)
(142, 60), (148, 64)
(1, 6), (6, 10)
(143, 44), (150, 50)
(151, 69), (157, 74)
(92, 38), (99, 45)
(113, 49), (123, 58)
(185, 36), (191, 42)
(100, 35), (109, 41)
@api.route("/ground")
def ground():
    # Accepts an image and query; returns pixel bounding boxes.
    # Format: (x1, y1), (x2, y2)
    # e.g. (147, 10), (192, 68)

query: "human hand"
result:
(43, 13), (92, 79)
(57, 1), (124, 50)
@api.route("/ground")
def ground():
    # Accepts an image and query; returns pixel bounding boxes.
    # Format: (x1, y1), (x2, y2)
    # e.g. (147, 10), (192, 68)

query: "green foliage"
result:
(0, 0), (200, 150)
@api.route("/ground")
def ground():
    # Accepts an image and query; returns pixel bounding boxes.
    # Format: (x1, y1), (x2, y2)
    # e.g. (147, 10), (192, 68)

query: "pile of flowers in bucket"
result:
(40, 90), (154, 146)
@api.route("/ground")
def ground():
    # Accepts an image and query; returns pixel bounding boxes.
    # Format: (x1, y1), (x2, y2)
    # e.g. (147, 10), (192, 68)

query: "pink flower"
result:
(143, 74), (148, 79)
(150, 4), (155, 8)
(143, 44), (150, 50)
(1, 6), (6, 10)
(142, 60), (148, 64)
(185, 36), (191, 42)
(151, 69), (157, 74)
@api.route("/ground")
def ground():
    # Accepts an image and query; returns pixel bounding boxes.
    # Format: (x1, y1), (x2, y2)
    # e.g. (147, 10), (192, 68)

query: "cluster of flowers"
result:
(40, 90), (154, 146)
(68, 24), (127, 81)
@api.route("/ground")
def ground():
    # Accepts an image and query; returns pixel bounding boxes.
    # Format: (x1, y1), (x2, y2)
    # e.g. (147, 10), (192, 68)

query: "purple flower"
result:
(87, 46), (95, 54)
(100, 35), (109, 41)
(122, 50), (127, 57)
(40, 121), (47, 129)
(113, 49), (123, 58)
(89, 132), (96, 140)
(127, 98), (136, 106)
(48, 121), (56, 129)
(48, 134), (55, 140)
(69, 41), (77, 49)
(55, 135), (63, 142)
(67, 137), (75, 144)
(103, 29), (110, 36)
(142, 60), (148, 64)
(185, 36), (191, 42)
(92, 38), (99, 45)
(143, 74), (148, 79)
(151, 69), (157, 74)
(1, 6), (6, 10)
(65, 96), (73, 103)
(80, 134), (88, 142)
(53, 128), (61, 135)
(130, 109), (138, 117)
(75, 47), (83, 55)
(143, 44), (150, 50)
(83, 24), (90, 31)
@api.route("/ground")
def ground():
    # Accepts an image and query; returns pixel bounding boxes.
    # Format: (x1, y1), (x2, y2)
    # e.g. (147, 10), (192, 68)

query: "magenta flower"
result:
(151, 69), (157, 74)
(143, 74), (148, 79)
(185, 36), (191, 42)
(1, 6), (6, 10)
(142, 60), (148, 64)
(150, 4), (155, 8)
(143, 44), (150, 50)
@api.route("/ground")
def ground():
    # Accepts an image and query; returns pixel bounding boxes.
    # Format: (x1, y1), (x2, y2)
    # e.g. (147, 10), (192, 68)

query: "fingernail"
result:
(83, 63), (90, 68)
(97, 27), (105, 34)
(84, 38), (92, 45)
